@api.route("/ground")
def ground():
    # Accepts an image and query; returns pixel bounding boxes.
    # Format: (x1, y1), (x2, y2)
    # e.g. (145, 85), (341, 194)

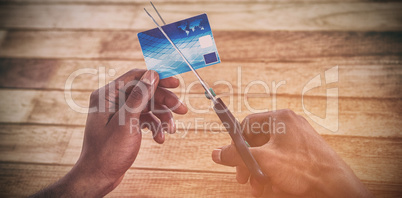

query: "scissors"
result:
(144, 2), (269, 184)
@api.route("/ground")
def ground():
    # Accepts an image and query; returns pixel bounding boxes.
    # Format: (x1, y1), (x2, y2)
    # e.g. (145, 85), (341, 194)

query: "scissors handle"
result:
(213, 98), (269, 184)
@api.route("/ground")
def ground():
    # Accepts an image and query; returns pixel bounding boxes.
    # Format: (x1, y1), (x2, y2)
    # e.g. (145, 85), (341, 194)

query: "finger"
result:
(212, 144), (245, 167)
(159, 76), (180, 88)
(213, 144), (278, 180)
(152, 87), (188, 114)
(140, 113), (165, 144)
(112, 174), (125, 189)
(241, 112), (273, 146)
(150, 104), (175, 134)
(103, 70), (175, 114)
(272, 185), (282, 194)
(250, 176), (264, 197)
(115, 68), (146, 82)
(113, 69), (176, 90)
(236, 165), (250, 184)
(93, 69), (147, 113)
(110, 70), (159, 124)
(105, 70), (176, 100)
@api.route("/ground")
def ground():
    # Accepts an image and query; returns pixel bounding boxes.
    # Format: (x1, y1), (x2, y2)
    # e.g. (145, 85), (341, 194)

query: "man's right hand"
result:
(212, 109), (372, 198)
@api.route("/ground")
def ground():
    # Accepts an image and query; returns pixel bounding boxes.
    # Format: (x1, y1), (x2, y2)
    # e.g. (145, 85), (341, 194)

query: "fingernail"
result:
(161, 130), (165, 139)
(141, 70), (158, 85)
(180, 99), (187, 107)
(169, 118), (175, 134)
(156, 130), (165, 144)
(179, 100), (188, 113)
(212, 149), (222, 163)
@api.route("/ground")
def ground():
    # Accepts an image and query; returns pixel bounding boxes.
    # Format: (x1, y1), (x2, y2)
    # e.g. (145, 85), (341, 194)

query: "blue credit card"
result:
(137, 13), (220, 79)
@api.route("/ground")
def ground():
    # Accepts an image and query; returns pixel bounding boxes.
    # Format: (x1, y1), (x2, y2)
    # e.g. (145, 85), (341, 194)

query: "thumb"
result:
(112, 70), (159, 124)
(212, 144), (243, 167)
(212, 144), (275, 170)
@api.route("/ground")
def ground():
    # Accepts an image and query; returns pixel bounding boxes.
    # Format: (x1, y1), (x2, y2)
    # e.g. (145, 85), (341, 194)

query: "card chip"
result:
(203, 52), (218, 64)
(199, 35), (213, 48)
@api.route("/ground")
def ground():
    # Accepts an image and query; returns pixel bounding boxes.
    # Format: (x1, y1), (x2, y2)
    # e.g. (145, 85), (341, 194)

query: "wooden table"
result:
(0, 1), (401, 197)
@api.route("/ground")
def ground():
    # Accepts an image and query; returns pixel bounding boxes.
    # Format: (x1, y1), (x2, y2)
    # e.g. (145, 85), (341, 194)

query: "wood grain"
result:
(0, 58), (401, 98)
(0, 0), (401, 197)
(0, 163), (248, 198)
(0, 0), (384, 4)
(1, 31), (401, 61)
(0, 89), (401, 137)
(0, 163), (400, 198)
(0, 124), (75, 164)
(0, 124), (401, 185)
(1, 3), (401, 31)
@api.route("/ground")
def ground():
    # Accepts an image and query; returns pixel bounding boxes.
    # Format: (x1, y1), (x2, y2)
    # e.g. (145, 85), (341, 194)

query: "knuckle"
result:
(220, 145), (235, 160)
(241, 114), (252, 125)
(242, 112), (262, 124)
(89, 89), (101, 106)
(245, 113), (255, 121)
(128, 68), (146, 74)
(90, 89), (99, 100)
(278, 109), (297, 119)
(129, 87), (145, 101)
(122, 69), (146, 82)
(298, 115), (308, 122)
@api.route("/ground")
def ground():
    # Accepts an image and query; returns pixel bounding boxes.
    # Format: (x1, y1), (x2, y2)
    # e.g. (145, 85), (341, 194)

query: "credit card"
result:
(137, 13), (220, 79)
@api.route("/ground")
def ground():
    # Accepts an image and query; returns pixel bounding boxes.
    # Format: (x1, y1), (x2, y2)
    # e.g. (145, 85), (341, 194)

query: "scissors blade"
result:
(143, 8), (216, 102)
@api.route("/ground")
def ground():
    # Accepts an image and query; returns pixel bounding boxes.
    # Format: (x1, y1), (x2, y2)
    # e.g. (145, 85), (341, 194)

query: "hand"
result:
(212, 109), (372, 198)
(31, 69), (187, 197)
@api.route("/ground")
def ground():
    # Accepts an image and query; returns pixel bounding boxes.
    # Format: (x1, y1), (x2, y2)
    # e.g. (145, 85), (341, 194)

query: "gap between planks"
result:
(0, 162), (401, 198)
(0, 57), (401, 98)
(0, 2), (401, 31)
(0, 89), (400, 137)
(0, 118), (401, 183)
(0, 31), (401, 61)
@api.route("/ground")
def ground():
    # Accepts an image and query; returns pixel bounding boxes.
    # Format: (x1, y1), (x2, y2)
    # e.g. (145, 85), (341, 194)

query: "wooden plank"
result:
(0, 124), (401, 185)
(0, 89), (400, 136)
(0, 163), (400, 197)
(0, 0), (381, 4)
(0, 30), (6, 46)
(0, 3), (401, 31)
(323, 136), (402, 186)
(0, 1), (399, 197)
(0, 124), (235, 172)
(1, 31), (401, 61)
(0, 90), (38, 123)
(0, 124), (75, 163)
(0, 163), (249, 198)
(0, 58), (401, 98)
(363, 181), (402, 198)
